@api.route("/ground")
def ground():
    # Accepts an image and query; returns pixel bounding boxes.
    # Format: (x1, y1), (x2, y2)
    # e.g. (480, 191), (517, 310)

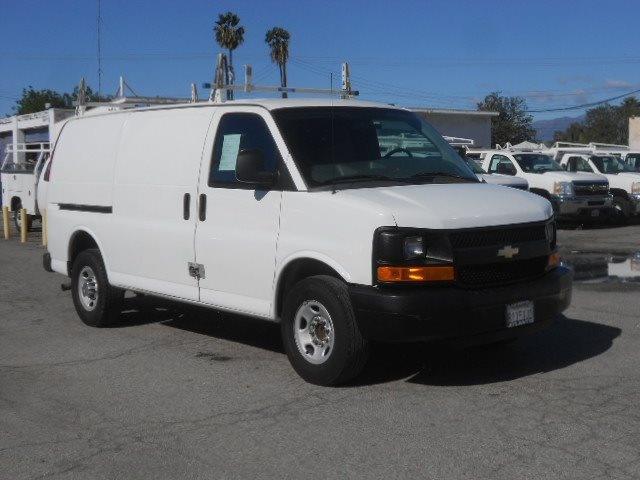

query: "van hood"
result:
(604, 171), (640, 189)
(479, 173), (529, 188)
(338, 183), (552, 229)
(538, 171), (607, 182)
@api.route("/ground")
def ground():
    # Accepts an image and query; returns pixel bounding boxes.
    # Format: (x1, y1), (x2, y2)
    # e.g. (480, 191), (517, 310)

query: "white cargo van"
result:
(43, 99), (572, 385)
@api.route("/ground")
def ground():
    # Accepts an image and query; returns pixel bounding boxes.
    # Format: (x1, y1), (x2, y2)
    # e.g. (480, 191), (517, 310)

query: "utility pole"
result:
(97, 0), (103, 96)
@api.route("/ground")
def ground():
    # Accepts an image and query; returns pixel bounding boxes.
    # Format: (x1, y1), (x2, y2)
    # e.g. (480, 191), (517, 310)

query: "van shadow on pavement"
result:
(114, 296), (620, 387)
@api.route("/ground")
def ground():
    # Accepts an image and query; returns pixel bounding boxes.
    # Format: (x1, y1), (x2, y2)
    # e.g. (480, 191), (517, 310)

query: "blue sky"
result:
(1, 0), (639, 120)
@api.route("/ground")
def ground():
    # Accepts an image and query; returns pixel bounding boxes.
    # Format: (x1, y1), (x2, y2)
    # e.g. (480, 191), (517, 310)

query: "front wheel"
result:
(71, 249), (123, 327)
(281, 275), (369, 386)
(612, 196), (631, 224)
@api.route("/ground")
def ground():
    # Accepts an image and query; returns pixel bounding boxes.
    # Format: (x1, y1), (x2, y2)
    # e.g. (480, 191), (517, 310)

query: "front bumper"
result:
(349, 266), (572, 343)
(552, 194), (613, 219)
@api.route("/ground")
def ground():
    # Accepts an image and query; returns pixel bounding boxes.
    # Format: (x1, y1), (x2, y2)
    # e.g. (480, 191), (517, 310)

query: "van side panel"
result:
(105, 109), (214, 300)
(47, 115), (125, 272)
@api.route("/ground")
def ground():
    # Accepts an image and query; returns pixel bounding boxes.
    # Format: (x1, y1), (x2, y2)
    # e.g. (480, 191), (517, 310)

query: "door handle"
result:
(199, 193), (207, 221)
(183, 193), (191, 220)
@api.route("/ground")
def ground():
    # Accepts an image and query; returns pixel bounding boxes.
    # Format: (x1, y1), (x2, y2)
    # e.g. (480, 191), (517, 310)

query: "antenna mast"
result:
(97, 0), (103, 96)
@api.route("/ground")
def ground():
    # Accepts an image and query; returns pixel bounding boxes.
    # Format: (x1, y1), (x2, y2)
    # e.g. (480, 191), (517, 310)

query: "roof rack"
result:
(207, 53), (358, 102)
(73, 54), (358, 115)
(444, 136), (474, 147)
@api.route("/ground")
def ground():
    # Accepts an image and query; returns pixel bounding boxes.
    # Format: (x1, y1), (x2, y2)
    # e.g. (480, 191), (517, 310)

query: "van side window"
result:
(209, 113), (282, 188)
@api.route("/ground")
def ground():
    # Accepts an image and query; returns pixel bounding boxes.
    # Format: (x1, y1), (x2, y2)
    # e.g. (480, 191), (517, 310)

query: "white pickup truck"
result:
(557, 153), (640, 221)
(42, 98), (572, 385)
(470, 148), (612, 222)
(446, 137), (529, 190)
(0, 142), (50, 230)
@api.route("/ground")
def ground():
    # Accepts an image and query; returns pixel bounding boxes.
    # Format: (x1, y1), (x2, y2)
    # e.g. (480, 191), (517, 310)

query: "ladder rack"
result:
(74, 55), (358, 115)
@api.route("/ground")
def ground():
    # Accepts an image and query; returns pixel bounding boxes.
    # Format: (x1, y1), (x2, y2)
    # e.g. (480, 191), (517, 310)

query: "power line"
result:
(526, 87), (640, 113)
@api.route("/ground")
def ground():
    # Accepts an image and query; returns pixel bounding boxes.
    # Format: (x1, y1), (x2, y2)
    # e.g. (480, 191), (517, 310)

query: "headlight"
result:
(373, 229), (454, 283)
(631, 182), (640, 195)
(403, 236), (425, 260)
(553, 181), (574, 196)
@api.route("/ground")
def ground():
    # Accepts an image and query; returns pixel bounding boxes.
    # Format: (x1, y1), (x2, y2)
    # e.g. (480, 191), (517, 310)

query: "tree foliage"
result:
(13, 85), (109, 115)
(265, 27), (291, 98)
(554, 97), (640, 144)
(477, 92), (536, 146)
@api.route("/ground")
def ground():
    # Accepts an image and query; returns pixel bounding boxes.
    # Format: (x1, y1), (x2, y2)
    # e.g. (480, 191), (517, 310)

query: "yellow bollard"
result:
(42, 209), (48, 247)
(20, 208), (27, 243)
(2, 206), (9, 240)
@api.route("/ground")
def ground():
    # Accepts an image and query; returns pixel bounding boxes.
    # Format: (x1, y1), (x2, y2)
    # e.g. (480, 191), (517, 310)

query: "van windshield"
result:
(272, 107), (477, 188)
(512, 153), (563, 173)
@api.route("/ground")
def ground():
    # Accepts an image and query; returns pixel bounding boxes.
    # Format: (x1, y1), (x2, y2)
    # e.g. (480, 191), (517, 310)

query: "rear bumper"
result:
(349, 266), (572, 342)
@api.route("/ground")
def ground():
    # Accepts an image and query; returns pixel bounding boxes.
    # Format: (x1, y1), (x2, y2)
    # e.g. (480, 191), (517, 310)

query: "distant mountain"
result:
(533, 115), (585, 142)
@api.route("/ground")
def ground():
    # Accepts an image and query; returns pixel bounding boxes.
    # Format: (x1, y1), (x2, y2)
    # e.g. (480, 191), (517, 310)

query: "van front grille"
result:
(449, 224), (546, 249)
(456, 256), (548, 287)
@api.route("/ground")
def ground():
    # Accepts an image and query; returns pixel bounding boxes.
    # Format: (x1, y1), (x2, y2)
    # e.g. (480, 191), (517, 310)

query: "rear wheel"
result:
(12, 202), (32, 232)
(71, 249), (123, 327)
(281, 275), (369, 386)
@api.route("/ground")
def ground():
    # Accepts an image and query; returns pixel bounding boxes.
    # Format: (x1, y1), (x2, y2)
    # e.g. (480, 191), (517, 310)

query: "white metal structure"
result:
(43, 97), (571, 385)
(470, 145), (612, 221)
(0, 108), (73, 227)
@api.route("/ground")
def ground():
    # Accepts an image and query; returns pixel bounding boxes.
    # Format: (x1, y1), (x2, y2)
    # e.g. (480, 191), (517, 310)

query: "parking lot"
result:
(1, 224), (639, 480)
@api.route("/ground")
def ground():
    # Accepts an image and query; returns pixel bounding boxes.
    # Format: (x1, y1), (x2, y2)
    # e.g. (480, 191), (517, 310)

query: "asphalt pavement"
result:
(1, 226), (639, 479)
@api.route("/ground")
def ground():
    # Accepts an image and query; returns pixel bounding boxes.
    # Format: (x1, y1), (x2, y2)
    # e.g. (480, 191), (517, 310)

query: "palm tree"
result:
(265, 27), (290, 98)
(213, 12), (244, 99)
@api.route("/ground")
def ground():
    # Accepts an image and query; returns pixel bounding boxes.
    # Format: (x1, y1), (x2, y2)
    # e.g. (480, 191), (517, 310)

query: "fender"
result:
(67, 226), (112, 280)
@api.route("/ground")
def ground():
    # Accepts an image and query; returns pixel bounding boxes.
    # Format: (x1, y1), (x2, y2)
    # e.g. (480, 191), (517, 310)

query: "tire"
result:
(12, 203), (32, 232)
(612, 196), (631, 224)
(281, 275), (369, 386)
(71, 248), (123, 327)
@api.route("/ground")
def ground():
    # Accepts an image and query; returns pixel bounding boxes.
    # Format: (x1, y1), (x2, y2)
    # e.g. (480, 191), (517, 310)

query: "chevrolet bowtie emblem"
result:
(497, 245), (519, 259)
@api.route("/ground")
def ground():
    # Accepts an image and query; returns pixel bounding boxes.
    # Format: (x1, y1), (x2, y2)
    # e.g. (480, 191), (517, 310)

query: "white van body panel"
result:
(477, 173), (528, 189)
(106, 109), (214, 300)
(195, 107), (283, 318)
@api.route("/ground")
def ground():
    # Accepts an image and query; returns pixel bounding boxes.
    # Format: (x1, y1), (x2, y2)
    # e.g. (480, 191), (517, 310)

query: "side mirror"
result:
(235, 149), (275, 186)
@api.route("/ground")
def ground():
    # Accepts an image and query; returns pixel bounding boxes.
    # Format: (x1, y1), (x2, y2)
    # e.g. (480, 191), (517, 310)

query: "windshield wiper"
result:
(409, 171), (476, 182)
(316, 174), (399, 186)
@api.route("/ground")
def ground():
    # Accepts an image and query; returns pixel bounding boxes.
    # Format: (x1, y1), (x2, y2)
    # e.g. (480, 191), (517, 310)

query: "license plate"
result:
(506, 301), (534, 328)
(591, 209), (600, 217)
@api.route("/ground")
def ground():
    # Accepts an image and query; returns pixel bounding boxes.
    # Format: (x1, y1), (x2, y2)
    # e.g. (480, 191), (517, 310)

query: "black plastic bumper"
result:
(349, 266), (573, 343)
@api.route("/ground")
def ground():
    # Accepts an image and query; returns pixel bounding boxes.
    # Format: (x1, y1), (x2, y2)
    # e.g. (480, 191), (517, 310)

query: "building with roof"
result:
(409, 108), (498, 148)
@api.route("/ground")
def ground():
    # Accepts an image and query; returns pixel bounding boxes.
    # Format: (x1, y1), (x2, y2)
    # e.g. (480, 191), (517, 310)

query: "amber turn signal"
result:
(377, 265), (455, 283)
(547, 252), (561, 270)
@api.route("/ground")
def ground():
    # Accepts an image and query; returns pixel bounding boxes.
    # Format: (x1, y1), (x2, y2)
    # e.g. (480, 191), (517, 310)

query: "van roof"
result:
(80, 98), (403, 118)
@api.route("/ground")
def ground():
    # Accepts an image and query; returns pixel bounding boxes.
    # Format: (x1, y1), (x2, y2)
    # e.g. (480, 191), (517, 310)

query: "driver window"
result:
(489, 154), (515, 175)
(569, 156), (591, 172)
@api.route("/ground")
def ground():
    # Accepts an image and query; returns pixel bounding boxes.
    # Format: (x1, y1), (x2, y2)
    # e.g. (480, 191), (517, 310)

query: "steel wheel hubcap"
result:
(294, 300), (335, 365)
(78, 266), (99, 311)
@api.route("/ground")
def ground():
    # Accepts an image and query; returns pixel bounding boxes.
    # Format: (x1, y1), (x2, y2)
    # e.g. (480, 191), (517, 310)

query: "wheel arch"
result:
(610, 187), (630, 200)
(273, 254), (350, 320)
(10, 196), (22, 211)
(67, 228), (109, 278)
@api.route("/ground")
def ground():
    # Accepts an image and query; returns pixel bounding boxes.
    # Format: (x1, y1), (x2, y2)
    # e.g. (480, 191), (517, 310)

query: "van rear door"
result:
(108, 109), (214, 300)
(194, 107), (288, 317)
